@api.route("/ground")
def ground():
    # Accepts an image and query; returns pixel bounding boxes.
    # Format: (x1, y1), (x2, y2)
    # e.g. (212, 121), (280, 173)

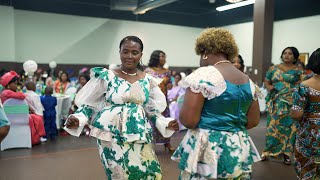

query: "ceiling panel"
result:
(1, 0), (319, 27)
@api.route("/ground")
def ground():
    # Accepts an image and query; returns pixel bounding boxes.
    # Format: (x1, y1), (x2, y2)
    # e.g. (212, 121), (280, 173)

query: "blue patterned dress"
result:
(64, 67), (175, 180)
(171, 66), (261, 179)
(291, 84), (320, 180)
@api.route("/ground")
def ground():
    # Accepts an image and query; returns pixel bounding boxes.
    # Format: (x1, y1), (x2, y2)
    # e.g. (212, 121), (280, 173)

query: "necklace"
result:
(214, 60), (232, 66)
(120, 66), (137, 76)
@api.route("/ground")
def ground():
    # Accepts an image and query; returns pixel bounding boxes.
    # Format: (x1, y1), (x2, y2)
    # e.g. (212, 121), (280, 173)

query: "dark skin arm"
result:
(65, 115), (80, 129)
(179, 88), (205, 129)
(167, 120), (179, 131)
(290, 110), (303, 121)
(264, 79), (274, 92)
(29, 107), (35, 114)
(246, 100), (260, 129)
(0, 125), (10, 143)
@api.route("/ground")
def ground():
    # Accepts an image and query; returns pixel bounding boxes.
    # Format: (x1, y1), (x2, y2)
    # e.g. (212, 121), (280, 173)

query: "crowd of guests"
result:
(0, 68), (91, 145)
(0, 27), (319, 179)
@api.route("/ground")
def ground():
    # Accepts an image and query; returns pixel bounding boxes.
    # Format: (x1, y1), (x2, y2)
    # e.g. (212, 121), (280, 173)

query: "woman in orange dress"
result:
(54, 72), (71, 94)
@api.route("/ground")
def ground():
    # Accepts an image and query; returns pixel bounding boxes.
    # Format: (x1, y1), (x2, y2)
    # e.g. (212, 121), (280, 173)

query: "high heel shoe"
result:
(164, 143), (175, 154)
(283, 155), (291, 165)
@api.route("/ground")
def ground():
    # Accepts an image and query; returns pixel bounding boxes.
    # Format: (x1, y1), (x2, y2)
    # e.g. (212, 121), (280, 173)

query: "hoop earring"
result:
(202, 54), (208, 60)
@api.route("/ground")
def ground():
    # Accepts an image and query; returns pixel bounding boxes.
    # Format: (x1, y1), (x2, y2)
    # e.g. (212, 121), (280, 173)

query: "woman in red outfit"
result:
(0, 71), (25, 103)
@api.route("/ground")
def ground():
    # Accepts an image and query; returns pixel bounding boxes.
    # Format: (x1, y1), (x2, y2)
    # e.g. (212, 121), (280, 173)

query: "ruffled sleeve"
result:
(64, 67), (111, 136)
(291, 84), (308, 112)
(144, 76), (175, 138)
(178, 66), (226, 100)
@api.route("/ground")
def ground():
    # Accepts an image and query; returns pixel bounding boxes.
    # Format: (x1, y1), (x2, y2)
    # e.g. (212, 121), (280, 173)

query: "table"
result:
(53, 94), (71, 129)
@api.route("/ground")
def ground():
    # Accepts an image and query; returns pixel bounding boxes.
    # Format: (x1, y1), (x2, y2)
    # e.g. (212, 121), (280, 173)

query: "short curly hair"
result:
(195, 28), (238, 60)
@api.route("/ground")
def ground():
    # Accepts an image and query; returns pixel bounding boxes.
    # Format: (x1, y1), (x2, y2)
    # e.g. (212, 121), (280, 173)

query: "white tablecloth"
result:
(54, 94), (71, 129)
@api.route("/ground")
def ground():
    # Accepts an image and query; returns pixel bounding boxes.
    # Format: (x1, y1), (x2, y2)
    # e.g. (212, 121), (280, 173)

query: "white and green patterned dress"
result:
(171, 66), (262, 179)
(64, 67), (175, 180)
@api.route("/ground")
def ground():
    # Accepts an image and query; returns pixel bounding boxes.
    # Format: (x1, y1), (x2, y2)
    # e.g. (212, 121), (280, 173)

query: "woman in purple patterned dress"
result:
(167, 73), (185, 129)
(145, 50), (175, 153)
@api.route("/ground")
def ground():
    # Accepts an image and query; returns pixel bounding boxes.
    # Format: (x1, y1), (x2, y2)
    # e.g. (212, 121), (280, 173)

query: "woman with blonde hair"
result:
(172, 28), (261, 179)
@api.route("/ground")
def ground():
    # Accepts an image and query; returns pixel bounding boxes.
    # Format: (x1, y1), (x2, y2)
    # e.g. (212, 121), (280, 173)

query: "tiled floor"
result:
(0, 115), (297, 180)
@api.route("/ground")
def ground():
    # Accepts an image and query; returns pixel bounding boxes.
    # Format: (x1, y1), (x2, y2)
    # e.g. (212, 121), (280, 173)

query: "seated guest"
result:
(0, 71), (26, 103)
(54, 72), (72, 94)
(25, 82), (47, 143)
(76, 74), (90, 93)
(41, 86), (58, 140)
(25, 82), (44, 116)
(0, 71), (46, 145)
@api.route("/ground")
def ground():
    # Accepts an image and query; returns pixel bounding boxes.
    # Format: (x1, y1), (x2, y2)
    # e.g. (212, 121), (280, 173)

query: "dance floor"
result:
(0, 115), (296, 180)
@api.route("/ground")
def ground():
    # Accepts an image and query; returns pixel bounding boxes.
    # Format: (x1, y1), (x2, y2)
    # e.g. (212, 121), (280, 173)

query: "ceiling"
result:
(1, 0), (320, 28)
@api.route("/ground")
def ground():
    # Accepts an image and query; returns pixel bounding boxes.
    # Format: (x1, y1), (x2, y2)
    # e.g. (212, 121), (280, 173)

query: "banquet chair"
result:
(1, 99), (31, 151)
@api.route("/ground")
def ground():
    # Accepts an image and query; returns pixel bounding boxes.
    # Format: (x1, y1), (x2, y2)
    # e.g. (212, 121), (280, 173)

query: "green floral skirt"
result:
(171, 129), (261, 179)
(97, 140), (162, 180)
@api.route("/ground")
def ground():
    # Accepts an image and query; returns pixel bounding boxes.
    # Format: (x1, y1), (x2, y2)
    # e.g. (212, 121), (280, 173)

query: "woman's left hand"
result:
(168, 120), (179, 131)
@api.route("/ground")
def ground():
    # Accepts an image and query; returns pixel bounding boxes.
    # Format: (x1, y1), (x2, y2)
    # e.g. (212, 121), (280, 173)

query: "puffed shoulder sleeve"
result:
(145, 76), (167, 113)
(74, 67), (111, 108)
(291, 84), (308, 112)
(144, 76), (175, 137)
(64, 67), (112, 136)
(178, 66), (226, 100)
(249, 79), (264, 101)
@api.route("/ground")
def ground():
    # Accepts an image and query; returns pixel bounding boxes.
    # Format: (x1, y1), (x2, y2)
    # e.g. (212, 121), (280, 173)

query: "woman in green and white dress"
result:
(171, 28), (262, 179)
(64, 36), (179, 179)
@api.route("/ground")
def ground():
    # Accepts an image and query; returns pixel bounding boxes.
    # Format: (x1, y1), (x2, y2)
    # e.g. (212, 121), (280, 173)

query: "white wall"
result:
(223, 22), (254, 67)
(0, 6), (15, 61)
(0, 5), (319, 67)
(272, 16), (320, 64)
(1, 6), (201, 67)
(223, 15), (320, 67)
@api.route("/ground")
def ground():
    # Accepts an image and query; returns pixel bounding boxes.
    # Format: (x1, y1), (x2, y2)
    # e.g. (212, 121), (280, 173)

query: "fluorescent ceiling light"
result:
(133, 0), (178, 15)
(216, 0), (255, 12)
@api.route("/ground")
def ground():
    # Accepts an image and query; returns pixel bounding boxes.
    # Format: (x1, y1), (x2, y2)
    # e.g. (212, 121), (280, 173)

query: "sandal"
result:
(283, 155), (291, 165)
(261, 156), (269, 161)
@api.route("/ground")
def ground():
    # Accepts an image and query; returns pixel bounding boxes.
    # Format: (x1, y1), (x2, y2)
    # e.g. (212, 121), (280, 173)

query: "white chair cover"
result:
(1, 99), (31, 151)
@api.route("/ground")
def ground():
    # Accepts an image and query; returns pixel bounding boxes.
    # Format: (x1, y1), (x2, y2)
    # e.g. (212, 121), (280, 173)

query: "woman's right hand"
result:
(66, 115), (80, 129)
(168, 120), (180, 131)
